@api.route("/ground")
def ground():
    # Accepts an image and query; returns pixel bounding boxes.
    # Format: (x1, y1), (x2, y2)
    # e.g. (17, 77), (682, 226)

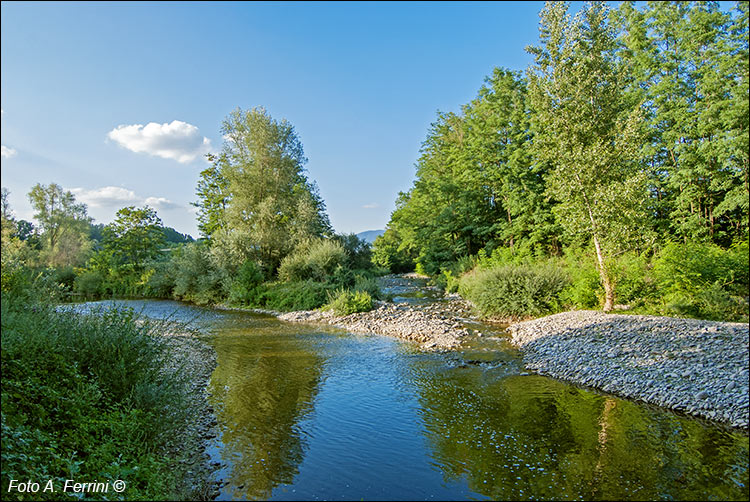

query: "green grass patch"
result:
(323, 288), (374, 316)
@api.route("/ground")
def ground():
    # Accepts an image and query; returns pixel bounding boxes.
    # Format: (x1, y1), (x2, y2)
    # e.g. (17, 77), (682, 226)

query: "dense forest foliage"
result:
(373, 1), (749, 321)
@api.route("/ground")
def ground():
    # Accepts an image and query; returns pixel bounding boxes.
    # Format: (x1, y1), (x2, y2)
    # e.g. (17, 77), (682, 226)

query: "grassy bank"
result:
(1, 273), (209, 500)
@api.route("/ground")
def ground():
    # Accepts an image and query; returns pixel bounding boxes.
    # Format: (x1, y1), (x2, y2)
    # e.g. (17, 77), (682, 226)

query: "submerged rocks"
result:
(279, 300), (475, 350)
(508, 310), (749, 429)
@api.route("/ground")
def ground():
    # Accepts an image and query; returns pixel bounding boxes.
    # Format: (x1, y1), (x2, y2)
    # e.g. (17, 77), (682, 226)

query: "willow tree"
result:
(199, 107), (331, 272)
(527, 1), (648, 311)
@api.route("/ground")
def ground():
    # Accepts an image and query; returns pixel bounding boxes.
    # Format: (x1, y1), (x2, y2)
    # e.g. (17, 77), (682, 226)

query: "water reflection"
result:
(410, 359), (749, 500)
(69, 299), (749, 500)
(208, 320), (325, 500)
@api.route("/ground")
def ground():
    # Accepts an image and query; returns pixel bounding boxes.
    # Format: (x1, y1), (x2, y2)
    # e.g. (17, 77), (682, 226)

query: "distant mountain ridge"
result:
(356, 229), (385, 244)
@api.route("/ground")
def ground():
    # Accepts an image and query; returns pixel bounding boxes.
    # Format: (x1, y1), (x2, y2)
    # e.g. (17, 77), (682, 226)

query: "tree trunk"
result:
(577, 176), (615, 312)
(592, 232), (615, 312)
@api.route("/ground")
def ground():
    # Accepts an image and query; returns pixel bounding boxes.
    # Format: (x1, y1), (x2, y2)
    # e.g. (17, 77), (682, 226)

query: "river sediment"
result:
(160, 328), (222, 499)
(279, 300), (475, 350)
(508, 310), (749, 429)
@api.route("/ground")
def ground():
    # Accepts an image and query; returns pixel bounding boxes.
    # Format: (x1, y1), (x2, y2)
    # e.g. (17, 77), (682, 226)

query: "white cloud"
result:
(362, 203), (380, 209)
(144, 196), (180, 210)
(69, 186), (181, 212)
(70, 186), (140, 208)
(1, 145), (17, 158)
(107, 120), (212, 163)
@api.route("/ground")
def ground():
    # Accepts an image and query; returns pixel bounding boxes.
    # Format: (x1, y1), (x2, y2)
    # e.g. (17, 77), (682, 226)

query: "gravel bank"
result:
(508, 310), (749, 429)
(160, 328), (222, 499)
(279, 300), (476, 350)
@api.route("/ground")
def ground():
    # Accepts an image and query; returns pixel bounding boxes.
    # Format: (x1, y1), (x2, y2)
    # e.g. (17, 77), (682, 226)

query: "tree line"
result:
(373, 1), (748, 319)
(2, 107), (378, 314)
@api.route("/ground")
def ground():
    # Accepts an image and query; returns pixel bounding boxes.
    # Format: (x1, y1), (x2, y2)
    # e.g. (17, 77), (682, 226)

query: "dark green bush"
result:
(459, 264), (569, 319)
(51, 266), (77, 295)
(228, 260), (266, 305)
(333, 233), (373, 271)
(73, 269), (106, 298)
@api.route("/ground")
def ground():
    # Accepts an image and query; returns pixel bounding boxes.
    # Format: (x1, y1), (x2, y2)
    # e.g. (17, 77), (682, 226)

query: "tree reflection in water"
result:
(208, 324), (325, 500)
(410, 362), (749, 501)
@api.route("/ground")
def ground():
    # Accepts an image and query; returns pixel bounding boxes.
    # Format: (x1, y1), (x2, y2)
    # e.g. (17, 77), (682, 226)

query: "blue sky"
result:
(2, 1), (560, 237)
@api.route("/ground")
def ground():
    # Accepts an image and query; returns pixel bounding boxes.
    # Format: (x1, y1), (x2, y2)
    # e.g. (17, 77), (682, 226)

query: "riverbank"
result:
(508, 310), (749, 429)
(159, 327), (222, 499)
(279, 299), (476, 350)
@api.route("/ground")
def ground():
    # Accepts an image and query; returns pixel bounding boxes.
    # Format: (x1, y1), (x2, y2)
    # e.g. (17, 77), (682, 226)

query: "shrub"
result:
(333, 233), (373, 271)
(261, 280), (333, 311)
(278, 239), (347, 282)
(353, 274), (381, 300)
(609, 251), (656, 306)
(51, 266), (77, 295)
(228, 260), (265, 305)
(558, 249), (602, 309)
(652, 240), (749, 321)
(171, 242), (227, 305)
(144, 260), (176, 298)
(459, 264), (569, 320)
(74, 270), (106, 298)
(1, 292), (189, 500)
(324, 288), (373, 316)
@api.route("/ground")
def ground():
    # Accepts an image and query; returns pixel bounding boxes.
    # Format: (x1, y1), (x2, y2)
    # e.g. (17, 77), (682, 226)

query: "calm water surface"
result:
(73, 296), (749, 501)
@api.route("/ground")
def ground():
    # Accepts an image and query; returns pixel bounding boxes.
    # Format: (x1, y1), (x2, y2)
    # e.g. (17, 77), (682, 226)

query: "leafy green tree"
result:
(208, 107), (332, 272)
(527, 1), (649, 311)
(103, 206), (166, 271)
(617, 1), (748, 244)
(193, 155), (229, 238)
(27, 183), (92, 267)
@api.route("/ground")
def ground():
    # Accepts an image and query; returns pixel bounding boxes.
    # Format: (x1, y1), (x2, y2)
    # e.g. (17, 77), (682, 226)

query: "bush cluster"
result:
(458, 264), (569, 320)
(452, 240), (748, 323)
(324, 288), (374, 316)
(1, 289), (191, 500)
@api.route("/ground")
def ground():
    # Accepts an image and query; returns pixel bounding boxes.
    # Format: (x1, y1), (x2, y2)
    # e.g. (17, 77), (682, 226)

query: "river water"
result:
(73, 279), (748, 500)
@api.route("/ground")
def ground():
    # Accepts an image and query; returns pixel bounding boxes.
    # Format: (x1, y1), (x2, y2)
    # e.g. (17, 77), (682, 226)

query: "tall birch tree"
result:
(527, 1), (648, 311)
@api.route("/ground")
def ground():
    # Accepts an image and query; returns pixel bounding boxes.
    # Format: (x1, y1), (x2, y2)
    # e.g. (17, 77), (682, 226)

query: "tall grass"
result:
(1, 289), (192, 500)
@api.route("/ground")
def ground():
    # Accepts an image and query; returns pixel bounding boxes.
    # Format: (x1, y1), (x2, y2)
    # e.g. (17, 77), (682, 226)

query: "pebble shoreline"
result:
(160, 329), (223, 499)
(279, 299), (475, 350)
(508, 310), (749, 429)
(279, 284), (749, 430)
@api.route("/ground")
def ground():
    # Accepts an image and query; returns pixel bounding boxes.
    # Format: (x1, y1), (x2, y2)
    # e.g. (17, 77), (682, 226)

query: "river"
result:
(72, 277), (749, 500)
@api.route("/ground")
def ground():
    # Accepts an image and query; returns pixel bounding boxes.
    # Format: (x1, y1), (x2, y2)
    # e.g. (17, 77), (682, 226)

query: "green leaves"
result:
(205, 107), (332, 272)
(103, 206), (165, 271)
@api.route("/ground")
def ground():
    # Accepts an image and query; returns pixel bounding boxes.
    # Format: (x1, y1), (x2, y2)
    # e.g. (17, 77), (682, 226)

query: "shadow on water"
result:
(70, 297), (749, 501)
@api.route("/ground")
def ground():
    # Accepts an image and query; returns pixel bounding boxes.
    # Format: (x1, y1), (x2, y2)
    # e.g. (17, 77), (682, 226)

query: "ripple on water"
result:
(70, 296), (750, 501)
